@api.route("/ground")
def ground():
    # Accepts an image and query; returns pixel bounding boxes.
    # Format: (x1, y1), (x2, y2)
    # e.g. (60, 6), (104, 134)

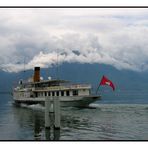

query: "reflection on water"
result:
(12, 104), (61, 140)
(45, 128), (60, 140)
(12, 105), (44, 140)
(0, 101), (148, 140)
(45, 128), (50, 140)
(11, 104), (95, 140)
(34, 114), (43, 140)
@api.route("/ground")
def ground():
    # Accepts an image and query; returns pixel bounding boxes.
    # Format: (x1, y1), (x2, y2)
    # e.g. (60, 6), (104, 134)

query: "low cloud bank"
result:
(0, 9), (148, 72)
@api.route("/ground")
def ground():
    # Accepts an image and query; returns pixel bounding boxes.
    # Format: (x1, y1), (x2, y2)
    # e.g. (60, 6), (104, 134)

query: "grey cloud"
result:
(0, 9), (148, 72)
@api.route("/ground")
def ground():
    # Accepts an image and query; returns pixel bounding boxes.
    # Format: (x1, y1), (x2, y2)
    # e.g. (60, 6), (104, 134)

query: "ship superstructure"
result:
(13, 67), (101, 107)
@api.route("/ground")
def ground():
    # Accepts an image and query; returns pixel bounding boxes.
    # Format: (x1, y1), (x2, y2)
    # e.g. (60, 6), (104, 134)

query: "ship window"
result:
(45, 92), (47, 96)
(73, 90), (78, 96)
(52, 91), (55, 96)
(35, 92), (38, 97)
(40, 92), (42, 96)
(42, 92), (44, 96)
(66, 90), (70, 96)
(61, 91), (64, 96)
(48, 92), (50, 96)
(56, 91), (59, 96)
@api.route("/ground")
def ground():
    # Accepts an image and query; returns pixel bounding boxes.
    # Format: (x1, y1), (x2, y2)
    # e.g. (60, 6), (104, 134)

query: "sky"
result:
(0, 8), (148, 72)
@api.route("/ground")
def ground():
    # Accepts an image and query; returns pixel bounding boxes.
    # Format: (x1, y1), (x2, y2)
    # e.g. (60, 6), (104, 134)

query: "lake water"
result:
(0, 91), (148, 141)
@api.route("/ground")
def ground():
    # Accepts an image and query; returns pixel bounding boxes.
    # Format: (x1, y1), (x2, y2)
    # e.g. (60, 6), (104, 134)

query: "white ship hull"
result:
(13, 95), (101, 107)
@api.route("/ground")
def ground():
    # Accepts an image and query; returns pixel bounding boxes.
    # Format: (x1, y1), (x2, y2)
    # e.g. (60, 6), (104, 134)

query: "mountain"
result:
(1, 62), (148, 91)
(0, 63), (148, 103)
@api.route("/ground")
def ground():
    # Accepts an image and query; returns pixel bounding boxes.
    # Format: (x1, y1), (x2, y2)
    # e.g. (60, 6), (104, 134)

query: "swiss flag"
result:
(99, 75), (115, 91)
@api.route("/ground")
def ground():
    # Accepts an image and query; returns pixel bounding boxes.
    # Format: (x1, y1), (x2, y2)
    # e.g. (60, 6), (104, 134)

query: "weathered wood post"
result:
(45, 96), (61, 140)
(53, 96), (60, 129)
(45, 97), (51, 128)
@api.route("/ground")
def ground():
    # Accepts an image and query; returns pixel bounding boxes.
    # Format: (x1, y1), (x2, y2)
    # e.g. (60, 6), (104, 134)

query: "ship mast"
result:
(56, 49), (59, 80)
(23, 57), (26, 80)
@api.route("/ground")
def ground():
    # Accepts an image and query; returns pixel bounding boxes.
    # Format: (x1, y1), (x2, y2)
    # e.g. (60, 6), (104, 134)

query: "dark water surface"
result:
(0, 92), (148, 140)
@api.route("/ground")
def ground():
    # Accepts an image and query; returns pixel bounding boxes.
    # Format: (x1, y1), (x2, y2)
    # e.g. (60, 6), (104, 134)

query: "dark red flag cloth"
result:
(99, 75), (115, 91)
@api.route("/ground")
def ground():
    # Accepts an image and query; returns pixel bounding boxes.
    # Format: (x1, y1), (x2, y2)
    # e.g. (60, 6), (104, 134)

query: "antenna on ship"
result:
(23, 56), (26, 80)
(23, 57), (26, 73)
(56, 49), (59, 80)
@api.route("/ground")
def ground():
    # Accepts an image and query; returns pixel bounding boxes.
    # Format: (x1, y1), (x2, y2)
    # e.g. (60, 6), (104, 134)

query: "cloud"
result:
(0, 8), (148, 72)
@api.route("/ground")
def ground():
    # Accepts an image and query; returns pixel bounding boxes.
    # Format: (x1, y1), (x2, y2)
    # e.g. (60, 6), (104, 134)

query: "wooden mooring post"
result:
(45, 96), (61, 129)
(45, 97), (51, 128)
(54, 96), (60, 129)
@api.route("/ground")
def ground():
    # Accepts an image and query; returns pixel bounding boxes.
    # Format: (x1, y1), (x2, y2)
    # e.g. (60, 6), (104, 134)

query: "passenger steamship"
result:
(13, 67), (101, 107)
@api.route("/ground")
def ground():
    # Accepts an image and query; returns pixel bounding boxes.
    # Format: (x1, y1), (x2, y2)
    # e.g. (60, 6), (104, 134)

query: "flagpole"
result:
(96, 75), (104, 94)
(96, 84), (100, 94)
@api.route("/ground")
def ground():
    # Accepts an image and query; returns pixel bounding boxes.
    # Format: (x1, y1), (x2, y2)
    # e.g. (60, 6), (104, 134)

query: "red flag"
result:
(99, 75), (115, 91)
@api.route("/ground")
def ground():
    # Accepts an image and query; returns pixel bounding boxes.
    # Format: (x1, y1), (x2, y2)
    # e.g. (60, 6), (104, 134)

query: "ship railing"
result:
(33, 84), (91, 91)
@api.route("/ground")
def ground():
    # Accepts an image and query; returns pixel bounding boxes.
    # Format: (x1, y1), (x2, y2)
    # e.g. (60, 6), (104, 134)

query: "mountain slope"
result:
(0, 63), (148, 103)
(0, 63), (148, 91)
